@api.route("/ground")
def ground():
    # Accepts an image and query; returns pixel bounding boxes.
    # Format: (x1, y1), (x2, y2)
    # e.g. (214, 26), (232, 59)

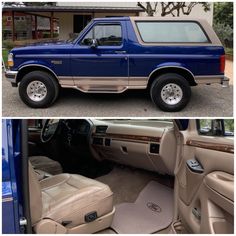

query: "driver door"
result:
(71, 21), (129, 92)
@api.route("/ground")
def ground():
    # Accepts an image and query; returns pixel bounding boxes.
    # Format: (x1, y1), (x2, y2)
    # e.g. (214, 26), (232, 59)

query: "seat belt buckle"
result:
(62, 221), (72, 226)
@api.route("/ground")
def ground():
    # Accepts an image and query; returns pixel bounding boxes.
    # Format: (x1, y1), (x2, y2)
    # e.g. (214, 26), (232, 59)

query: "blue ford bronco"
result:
(5, 17), (228, 111)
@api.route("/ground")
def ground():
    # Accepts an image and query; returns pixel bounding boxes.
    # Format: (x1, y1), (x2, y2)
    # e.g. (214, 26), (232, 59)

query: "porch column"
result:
(50, 11), (54, 38)
(35, 15), (38, 39)
(12, 11), (15, 41)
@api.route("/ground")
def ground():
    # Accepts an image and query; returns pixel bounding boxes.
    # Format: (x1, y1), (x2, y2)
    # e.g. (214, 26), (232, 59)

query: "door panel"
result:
(205, 171), (233, 201)
(176, 120), (234, 234)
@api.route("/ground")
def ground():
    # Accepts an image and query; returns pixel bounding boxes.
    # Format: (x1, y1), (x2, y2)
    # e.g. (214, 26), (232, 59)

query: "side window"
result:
(198, 119), (234, 136)
(136, 21), (209, 43)
(80, 29), (93, 46)
(80, 24), (122, 46)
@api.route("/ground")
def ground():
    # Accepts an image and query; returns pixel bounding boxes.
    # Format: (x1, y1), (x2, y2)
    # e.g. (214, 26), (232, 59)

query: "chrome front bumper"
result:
(5, 70), (18, 86)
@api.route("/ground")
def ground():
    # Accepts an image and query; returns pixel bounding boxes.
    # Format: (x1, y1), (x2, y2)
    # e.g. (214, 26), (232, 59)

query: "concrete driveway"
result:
(2, 60), (233, 117)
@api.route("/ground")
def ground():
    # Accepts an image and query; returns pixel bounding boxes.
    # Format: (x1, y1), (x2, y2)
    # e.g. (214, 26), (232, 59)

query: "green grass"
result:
(225, 47), (233, 56)
(2, 49), (9, 65)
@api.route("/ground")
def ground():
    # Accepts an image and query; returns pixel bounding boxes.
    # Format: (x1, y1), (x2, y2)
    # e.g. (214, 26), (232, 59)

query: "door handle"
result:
(115, 50), (127, 54)
(121, 146), (128, 153)
(186, 159), (204, 173)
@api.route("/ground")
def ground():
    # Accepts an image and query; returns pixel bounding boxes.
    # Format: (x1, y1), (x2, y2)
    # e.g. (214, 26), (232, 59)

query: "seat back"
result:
(29, 162), (43, 225)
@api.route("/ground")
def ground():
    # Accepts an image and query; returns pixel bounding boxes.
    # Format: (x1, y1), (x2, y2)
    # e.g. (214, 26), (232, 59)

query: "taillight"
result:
(220, 55), (225, 73)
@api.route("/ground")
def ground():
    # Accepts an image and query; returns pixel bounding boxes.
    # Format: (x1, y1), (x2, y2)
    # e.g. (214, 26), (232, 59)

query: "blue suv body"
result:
(2, 120), (23, 233)
(5, 17), (228, 111)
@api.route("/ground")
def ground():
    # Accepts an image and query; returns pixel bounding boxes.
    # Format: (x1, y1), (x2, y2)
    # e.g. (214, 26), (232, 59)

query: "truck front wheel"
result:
(19, 71), (59, 108)
(150, 73), (191, 112)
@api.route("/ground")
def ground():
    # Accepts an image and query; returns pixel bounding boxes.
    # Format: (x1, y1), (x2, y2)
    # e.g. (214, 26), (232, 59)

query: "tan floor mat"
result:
(111, 181), (173, 234)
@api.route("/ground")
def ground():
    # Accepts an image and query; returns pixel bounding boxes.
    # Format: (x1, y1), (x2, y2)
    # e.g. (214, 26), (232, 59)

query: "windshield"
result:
(67, 20), (93, 43)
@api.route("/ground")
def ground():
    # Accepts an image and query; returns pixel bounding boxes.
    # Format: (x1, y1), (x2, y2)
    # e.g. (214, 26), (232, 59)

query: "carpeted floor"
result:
(111, 181), (174, 234)
(96, 165), (174, 205)
(96, 166), (174, 234)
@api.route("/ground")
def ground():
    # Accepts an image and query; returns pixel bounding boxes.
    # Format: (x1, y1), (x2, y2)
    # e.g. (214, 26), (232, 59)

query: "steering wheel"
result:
(41, 119), (60, 143)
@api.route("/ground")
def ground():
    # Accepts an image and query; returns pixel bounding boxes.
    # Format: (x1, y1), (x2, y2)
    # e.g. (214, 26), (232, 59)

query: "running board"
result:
(60, 85), (147, 93)
(76, 85), (128, 93)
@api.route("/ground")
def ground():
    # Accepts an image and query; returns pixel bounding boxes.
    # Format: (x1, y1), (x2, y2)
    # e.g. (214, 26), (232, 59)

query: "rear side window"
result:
(136, 21), (209, 43)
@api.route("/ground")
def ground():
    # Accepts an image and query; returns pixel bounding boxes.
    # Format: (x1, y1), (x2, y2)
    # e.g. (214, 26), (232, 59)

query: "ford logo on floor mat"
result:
(147, 202), (162, 213)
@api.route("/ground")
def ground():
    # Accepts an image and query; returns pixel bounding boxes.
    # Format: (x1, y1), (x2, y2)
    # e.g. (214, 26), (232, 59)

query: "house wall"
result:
(57, 2), (138, 8)
(54, 12), (137, 40)
(55, 2), (140, 39)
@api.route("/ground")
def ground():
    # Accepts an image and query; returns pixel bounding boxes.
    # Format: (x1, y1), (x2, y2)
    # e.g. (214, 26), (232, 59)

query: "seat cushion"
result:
(29, 156), (63, 175)
(40, 174), (113, 228)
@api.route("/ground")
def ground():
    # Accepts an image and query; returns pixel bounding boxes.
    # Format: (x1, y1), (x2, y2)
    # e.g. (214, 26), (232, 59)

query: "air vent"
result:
(95, 126), (108, 134)
(93, 137), (103, 145)
(105, 138), (111, 146)
(150, 143), (160, 154)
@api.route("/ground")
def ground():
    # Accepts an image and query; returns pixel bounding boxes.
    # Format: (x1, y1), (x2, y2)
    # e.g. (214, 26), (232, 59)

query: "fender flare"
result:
(148, 64), (196, 85)
(16, 63), (59, 83)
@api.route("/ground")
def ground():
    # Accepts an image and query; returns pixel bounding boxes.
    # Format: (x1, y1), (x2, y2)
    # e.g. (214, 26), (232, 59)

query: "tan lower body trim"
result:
(58, 76), (147, 93)
(194, 75), (224, 84)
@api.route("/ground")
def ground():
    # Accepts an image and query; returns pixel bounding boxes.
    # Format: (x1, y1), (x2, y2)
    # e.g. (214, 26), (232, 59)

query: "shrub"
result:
(42, 32), (51, 38)
(53, 33), (59, 38)
(213, 23), (233, 48)
(2, 40), (15, 51)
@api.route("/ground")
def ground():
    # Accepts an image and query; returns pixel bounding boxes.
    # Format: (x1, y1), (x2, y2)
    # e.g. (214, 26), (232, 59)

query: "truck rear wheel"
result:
(150, 73), (191, 112)
(19, 71), (59, 108)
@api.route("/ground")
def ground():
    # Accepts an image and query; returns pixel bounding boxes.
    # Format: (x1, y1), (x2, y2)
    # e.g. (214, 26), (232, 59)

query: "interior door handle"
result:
(186, 159), (204, 173)
(115, 50), (127, 54)
(121, 146), (128, 153)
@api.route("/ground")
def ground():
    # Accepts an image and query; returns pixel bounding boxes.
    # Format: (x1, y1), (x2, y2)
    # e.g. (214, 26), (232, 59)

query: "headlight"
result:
(8, 53), (14, 67)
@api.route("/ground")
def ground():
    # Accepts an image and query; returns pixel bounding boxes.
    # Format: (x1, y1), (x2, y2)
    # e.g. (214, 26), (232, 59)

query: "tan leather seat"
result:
(29, 163), (115, 234)
(29, 156), (63, 175)
(34, 169), (52, 181)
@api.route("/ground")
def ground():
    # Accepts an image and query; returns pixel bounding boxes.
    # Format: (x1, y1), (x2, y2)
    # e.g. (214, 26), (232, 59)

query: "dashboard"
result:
(89, 119), (177, 175)
(56, 119), (177, 176)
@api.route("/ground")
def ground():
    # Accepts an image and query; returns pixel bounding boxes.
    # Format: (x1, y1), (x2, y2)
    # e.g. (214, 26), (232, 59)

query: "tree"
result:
(137, 2), (210, 17)
(213, 2), (233, 48)
(213, 2), (233, 28)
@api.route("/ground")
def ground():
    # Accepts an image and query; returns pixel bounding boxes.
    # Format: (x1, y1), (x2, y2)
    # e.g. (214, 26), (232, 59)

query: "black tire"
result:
(150, 73), (191, 112)
(19, 71), (60, 108)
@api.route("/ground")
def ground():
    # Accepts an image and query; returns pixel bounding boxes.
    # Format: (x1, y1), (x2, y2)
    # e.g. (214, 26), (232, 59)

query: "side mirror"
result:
(91, 39), (98, 48)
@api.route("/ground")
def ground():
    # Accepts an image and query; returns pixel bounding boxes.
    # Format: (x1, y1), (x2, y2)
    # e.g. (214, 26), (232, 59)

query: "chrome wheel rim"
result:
(161, 83), (183, 105)
(26, 80), (47, 102)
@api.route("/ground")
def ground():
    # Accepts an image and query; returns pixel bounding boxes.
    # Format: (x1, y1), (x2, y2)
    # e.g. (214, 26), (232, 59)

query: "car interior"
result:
(26, 118), (234, 234)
